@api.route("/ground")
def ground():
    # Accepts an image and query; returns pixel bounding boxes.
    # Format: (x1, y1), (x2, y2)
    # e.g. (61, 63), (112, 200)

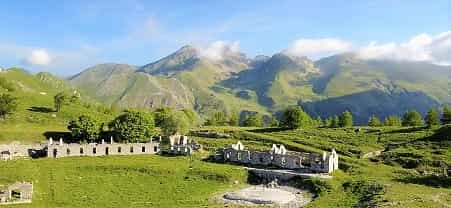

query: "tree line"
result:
(67, 107), (196, 143)
(203, 106), (451, 129)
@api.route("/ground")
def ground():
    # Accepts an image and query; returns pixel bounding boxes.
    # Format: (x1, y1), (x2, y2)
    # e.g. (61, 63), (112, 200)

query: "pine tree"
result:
(339, 111), (353, 127)
(314, 116), (324, 127)
(368, 115), (382, 127)
(402, 110), (424, 126)
(331, 115), (340, 128)
(425, 108), (439, 127)
(383, 116), (402, 126)
(441, 106), (451, 125)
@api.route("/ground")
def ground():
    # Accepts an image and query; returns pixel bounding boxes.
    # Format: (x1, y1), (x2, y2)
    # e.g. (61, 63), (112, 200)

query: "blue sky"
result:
(0, 0), (450, 75)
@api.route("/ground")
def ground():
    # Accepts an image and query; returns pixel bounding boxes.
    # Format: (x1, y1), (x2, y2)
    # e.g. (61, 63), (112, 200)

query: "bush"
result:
(280, 106), (312, 129)
(402, 110), (424, 126)
(242, 113), (262, 127)
(0, 93), (18, 119)
(160, 110), (191, 136)
(68, 115), (103, 142)
(109, 110), (155, 142)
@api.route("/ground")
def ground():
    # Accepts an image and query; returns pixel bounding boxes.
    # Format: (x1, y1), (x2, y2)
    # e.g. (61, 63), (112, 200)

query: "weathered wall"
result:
(215, 142), (339, 173)
(47, 142), (160, 158)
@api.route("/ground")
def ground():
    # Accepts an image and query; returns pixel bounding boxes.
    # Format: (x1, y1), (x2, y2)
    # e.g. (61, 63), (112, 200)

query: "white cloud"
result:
(358, 31), (451, 65)
(197, 41), (241, 61)
(284, 38), (352, 59)
(23, 49), (52, 66)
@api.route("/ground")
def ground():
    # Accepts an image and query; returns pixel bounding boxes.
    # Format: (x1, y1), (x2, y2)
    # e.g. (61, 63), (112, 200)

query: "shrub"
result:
(68, 115), (103, 142)
(109, 110), (155, 142)
(0, 94), (18, 119)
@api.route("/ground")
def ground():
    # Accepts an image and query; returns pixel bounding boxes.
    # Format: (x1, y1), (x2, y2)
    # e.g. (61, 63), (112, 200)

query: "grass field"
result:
(0, 155), (249, 208)
(1, 126), (450, 207)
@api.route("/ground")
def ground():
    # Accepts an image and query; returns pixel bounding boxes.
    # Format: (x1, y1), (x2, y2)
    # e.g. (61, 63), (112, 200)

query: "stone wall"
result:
(214, 142), (339, 174)
(0, 143), (47, 160)
(47, 140), (160, 158)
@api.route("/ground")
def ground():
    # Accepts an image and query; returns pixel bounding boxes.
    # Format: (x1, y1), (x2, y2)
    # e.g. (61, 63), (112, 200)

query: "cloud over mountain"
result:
(358, 31), (451, 65)
(197, 41), (241, 61)
(284, 38), (352, 59)
(23, 49), (52, 66)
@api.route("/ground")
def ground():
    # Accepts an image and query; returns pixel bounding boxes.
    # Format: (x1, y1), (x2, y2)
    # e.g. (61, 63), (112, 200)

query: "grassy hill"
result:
(1, 125), (450, 207)
(0, 68), (116, 143)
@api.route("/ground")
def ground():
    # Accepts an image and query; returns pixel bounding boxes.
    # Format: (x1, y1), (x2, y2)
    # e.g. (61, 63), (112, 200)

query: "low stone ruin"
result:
(47, 138), (160, 158)
(168, 134), (202, 156)
(0, 138), (160, 160)
(0, 182), (33, 205)
(0, 142), (47, 160)
(213, 141), (339, 173)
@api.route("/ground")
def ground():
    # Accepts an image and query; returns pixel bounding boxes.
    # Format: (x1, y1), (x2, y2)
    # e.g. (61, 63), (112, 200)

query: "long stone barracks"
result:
(47, 138), (160, 158)
(213, 141), (339, 173)
(0, 138), (161, 160)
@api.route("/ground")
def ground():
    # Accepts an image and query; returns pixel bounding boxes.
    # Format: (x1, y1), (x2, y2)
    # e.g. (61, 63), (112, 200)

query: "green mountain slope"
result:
(69, 47), (451, 124)
(0, 68), (115, 142)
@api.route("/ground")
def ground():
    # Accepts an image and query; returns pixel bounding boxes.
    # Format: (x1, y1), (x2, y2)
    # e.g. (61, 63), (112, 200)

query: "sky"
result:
(0, 0), (450, 76)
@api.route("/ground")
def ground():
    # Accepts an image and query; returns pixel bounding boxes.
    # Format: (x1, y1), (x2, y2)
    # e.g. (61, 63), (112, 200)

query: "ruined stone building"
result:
(214, 141), (339, 173)
(0, 182), (33, 205)
(168, 134), (202, 155)
(47, 138), (160, 158)
(0, 142), (47, 160)
(0, 138), (160, 160)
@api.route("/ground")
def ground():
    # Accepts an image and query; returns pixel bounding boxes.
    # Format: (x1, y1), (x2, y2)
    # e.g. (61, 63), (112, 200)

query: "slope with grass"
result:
(0, 68), (116, 143)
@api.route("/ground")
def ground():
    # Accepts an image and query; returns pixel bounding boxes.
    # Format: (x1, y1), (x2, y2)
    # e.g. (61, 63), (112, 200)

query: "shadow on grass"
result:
(247, 127), (291, 133)
(43, 131), (71, 140)
(395, 175), (451, 188)
(384, 126), (428, 134)
(27, 106), (55, 113)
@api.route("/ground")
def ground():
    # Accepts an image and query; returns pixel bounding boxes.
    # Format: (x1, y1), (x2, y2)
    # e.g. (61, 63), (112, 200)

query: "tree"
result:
(441, 106), (451, 125)
(54, 92), (68, 112)
(269, 117), (280, 127)
(182, 108), (197, 126)
(402, 110), (424, 126)
(339, 111), (353, 127)
(0, 94), (18, 119)
(330, 115), (340, 128)
(160, 110), (191, 136)
(280, 106), (312, 129)
(228, 111), (240, 126)
(425, 108), (439, 127)
(109, 110), (155, 142)
(68, 115), (102, 142)
(205, 111), (227, 126)
(153, 107), (173, 127)
(368, 115), (382, 127)
(242, 113), (262, 127)
(383, 116), (402, 126)
(324, 117), (333, 128)
(314, 116), (324, 127)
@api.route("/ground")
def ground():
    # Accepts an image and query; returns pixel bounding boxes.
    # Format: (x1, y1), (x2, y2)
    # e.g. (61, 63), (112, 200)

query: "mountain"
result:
(222, 53), (321, 109)
(69, 47), (451, 124)
(70, 46), (266, 116)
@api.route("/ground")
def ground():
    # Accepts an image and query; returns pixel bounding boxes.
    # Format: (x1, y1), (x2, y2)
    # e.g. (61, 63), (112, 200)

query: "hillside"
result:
(70, 48), (451, 124)
(70, 46), (267, 118)
(0, 68), (116, 143)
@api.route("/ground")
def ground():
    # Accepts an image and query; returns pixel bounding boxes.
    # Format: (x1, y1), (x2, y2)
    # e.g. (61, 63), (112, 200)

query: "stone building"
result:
(47, 138), (160, 158)
(0, 142), (47, 160)
(214, 141), (339, 173)
(168, 134), (202, 155)
(0, 182), (33, 205)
